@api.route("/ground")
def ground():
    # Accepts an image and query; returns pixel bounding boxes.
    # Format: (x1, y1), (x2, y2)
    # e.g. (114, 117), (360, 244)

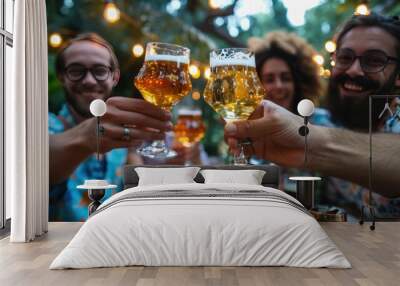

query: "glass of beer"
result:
(203, 48), (264, 165)
(174, 108), (206, 165)
(134, 42), (192, 159)
(174, 108), (206, 147)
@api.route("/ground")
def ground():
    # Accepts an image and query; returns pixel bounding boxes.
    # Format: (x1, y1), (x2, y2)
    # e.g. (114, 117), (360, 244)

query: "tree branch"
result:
(195, 0), (244, 47)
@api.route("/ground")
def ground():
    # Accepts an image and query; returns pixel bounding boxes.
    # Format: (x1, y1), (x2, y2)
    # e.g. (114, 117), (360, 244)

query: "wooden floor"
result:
(0, 222), (399, 286)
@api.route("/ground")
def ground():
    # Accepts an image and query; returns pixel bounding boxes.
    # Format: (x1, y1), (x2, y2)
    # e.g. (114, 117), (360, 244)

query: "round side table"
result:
(77, 184), (117, 216)
(289, 176), (321, 210)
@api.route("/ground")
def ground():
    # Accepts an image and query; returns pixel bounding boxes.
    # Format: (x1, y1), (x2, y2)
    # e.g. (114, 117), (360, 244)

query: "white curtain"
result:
(7, 0), (49, 242)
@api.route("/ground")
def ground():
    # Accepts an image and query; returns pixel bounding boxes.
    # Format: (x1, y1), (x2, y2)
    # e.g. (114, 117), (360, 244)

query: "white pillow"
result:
(135, 167), (200, 186)
(200, 169), (266, 185)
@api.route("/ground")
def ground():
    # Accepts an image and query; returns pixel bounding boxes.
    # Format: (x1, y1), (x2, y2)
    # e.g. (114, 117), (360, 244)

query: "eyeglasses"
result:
(333, 49), (399, 73)
(64, 64), (113, 82)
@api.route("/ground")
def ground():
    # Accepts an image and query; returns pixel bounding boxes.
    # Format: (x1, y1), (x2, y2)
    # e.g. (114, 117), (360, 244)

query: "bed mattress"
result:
(50, 183), (351, 269)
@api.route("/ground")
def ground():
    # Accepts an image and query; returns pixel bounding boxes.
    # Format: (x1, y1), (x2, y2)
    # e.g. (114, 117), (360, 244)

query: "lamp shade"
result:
(297, 99), (315, 117)
(90, 99), (107, 117)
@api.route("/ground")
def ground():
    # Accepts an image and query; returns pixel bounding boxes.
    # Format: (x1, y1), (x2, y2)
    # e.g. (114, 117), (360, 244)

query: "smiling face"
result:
(328, 25), (400, 130)
(332, 26), (400, 100)
(260, 57), (295, 111)
(59, 40), (120, 118)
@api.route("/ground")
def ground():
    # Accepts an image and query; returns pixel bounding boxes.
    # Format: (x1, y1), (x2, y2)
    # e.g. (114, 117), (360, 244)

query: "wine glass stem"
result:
(234, 141), (247, 165)
(151, 140), (167, 150)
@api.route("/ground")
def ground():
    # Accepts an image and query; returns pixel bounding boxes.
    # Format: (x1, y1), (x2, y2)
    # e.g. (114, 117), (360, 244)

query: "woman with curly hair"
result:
(248, 31), (326, 114)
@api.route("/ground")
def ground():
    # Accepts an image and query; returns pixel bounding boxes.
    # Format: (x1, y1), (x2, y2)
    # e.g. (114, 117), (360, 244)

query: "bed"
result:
(50, 165), (350, 269)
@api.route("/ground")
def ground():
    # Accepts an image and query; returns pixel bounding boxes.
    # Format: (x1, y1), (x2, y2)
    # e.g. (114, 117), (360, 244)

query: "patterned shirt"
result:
(312, 106), (400, 218)
(49, 104), (127, 221)
(251, 107), (400, 218)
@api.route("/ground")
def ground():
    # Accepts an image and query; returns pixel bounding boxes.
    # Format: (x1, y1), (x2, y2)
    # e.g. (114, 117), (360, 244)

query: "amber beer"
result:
(134, 42), (192, 159)
(203, 49), (264, 121)
(174, 109), (206, 147)
(135, 55), (192, 111)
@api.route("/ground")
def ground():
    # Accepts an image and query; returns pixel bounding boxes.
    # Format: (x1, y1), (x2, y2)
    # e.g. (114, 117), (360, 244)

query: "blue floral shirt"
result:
(49, 105), (127, 221)
(251, 106), (400, 218)
(315, 106), (400, 218)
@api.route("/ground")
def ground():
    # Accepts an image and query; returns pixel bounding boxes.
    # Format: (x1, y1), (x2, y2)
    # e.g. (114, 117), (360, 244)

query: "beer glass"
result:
(174, 108), (206, 165)
(203, 48), (264, 165)
(135, 42), (192, 159)
(174, 108), (206, 147)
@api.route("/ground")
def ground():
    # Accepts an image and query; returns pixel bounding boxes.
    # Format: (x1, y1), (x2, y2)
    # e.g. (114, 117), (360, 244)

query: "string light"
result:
(354, 4), (370, 16)
(313, 54), (325, 66)
(192, 90), (201, 100)
(49, 33), (63, 48)
(323, 69), (331, 78)
(132, 44), (144, 57)
(204, 67), (211, 80)
(330, 60), (336, 67)
(319, 66), (325, 76)
(324, 40), (336, 53)
(189, 64), (201, 79)
(104, 2), (120, 23)
(208, 0), (219, 9)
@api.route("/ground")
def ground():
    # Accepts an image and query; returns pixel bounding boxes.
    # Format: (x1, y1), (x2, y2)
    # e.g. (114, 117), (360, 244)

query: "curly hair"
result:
(248, 31), (324, 111)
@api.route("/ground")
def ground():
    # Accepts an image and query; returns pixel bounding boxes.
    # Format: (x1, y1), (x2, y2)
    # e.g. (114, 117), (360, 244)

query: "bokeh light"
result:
(313, 54), (325, 66)
(104, 3), (120, 23)
(189, 64), (201, 79)
(132, 44), (144, 57)
(204, 67), (211, 80)
(192, 90), (201, 100)
(354, 4), (370, 16)
(325, 40), (336, 53)
(49, 33), (63, 48)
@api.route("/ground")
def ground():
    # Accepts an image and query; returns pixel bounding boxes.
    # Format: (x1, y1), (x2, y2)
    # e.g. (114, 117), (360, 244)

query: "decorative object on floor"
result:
(310, 206), (347, 222)
(297, 99), (315, 165)
(77, 180), (117, 215)
(89, 99), (107, 160)
(360, 95), (398, 230)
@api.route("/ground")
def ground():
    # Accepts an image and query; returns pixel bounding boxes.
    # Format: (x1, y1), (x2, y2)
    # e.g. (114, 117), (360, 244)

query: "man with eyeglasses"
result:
(224, 13), (400, 216)
(49, 33), (172, 221)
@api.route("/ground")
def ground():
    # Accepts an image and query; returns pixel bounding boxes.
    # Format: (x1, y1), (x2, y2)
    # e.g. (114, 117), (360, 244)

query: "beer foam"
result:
(178, 108), (202, 116)
(210, 57), (255, 68)
(145, 54), (189, 64)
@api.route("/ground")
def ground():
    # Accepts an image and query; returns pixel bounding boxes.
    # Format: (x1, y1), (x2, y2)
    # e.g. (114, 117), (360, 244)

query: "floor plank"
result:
(0, 222), (399, 286)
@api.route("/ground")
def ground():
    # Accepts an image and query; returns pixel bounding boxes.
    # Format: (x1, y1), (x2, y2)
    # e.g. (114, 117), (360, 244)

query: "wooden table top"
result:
(0, 222), (398, 286)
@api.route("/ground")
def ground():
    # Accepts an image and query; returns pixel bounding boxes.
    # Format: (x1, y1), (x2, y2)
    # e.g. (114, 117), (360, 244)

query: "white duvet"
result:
(50, 183), (351, 269)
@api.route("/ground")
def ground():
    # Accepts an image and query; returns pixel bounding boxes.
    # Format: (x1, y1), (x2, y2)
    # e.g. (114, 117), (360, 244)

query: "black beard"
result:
(328, 72), (398, 131)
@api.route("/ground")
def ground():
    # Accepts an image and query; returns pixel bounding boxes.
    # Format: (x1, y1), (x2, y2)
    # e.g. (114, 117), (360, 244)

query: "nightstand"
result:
(77, 180), (117, 216)
(289, 176), (321, 210)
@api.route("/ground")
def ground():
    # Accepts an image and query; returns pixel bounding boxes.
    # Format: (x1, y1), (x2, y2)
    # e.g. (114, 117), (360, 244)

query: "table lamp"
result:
(297, 99), (315, 165)
(76, 99), (116, 216)
(289, 99), (320, 210)
(89, 99), (107, 160)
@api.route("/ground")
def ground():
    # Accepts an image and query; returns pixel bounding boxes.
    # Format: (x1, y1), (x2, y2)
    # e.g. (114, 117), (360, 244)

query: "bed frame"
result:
(123, 164), (280, 190)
